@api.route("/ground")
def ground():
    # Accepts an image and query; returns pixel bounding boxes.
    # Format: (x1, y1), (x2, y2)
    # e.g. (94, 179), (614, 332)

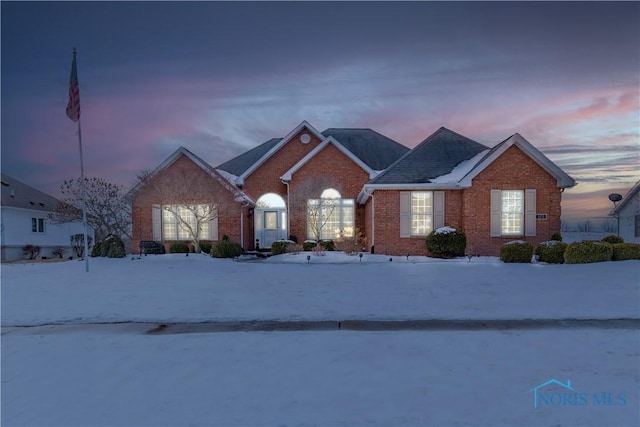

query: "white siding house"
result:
(610, 180), (640, 244)
(1, 174), (92, 261)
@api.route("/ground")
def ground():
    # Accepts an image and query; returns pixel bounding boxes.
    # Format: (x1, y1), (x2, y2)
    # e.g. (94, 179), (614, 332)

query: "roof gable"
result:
(371, 127), (489, 184)
(610, 180), (640, 215)
(233, 121), (325, 186)
(281, 137), (376, 182)
(321, 128), (409, 170)
(459, 133), (576, 188)
(128, 147), (253, 204)
(1, 173), (64, 212)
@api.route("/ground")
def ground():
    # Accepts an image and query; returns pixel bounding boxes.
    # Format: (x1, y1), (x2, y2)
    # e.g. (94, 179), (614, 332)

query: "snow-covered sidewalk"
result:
(2, 254), (639, 326)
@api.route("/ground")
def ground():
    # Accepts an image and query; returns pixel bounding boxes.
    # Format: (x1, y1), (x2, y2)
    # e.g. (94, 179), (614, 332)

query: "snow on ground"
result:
(2, 328), (638, 427)
(2, 253), (639, 427)
(2, 254), (639, 326)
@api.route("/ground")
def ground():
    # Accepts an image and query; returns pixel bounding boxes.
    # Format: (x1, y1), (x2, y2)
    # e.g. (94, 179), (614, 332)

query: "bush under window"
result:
(426, 226), (466, 258)
(500, 241), (533, 263)
(210, 236), (242, 258)
(169, 242), (190, 253)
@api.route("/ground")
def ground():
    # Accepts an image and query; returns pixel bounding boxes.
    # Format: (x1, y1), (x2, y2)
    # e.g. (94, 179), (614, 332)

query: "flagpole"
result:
(68, 47), (89, 272)
(77, 117), (89, 272)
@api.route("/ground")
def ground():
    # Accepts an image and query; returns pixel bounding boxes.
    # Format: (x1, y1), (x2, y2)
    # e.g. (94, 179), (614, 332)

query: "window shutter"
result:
(433, 191), (445, 229)
(525, 189), (536, 236)
(400, 192), (411, 238)
(152, 204), (161, 240)
(209, 212), (219, 241)
(490, 190), (502, 237)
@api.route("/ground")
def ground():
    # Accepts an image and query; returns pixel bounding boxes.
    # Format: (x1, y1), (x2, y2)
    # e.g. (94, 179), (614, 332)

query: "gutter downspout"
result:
(240, 210), (244, 250)
(282, 180), (291, 239)
(366, 192), (375, 253)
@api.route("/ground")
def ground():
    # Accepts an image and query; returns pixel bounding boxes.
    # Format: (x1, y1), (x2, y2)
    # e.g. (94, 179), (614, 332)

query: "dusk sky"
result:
(2, 1), (638, 221)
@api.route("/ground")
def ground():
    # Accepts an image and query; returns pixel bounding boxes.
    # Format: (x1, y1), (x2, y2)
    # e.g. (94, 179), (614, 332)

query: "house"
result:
(0, 173), (92, 261)
(130, 121), (576, 256)
(610, 180), (640, 243)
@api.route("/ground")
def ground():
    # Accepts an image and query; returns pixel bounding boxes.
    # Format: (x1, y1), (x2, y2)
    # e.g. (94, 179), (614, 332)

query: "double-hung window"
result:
(411, 192), (432, 236)
(400, 191), (445, 237)
(491, 189), (536, 237)
(31, 217), (45, 233)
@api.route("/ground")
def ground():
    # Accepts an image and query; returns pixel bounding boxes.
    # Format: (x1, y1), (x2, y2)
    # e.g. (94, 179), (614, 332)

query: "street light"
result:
(608, 193), (622, 236)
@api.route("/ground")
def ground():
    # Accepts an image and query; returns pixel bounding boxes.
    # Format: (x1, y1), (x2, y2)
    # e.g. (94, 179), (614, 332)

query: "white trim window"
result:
(307, 189), (354, 240)
(490, 189), (536, 237)
(399, 191), (445, 238)
(411, 192), (432, 236)
(31, 217), (45, 233)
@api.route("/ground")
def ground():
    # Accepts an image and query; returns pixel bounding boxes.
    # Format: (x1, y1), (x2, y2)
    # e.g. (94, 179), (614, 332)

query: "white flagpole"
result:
(69, 47), (89, 272)
(77, 117), (90, 272)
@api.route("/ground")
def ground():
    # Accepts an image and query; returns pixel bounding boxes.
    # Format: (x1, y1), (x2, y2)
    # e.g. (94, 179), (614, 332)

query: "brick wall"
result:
(242, 128), (323, 203)
(462, 145), (562, 256)
(131, 155), (248, 252)
(287, 143), (370, 242)
(368, 145), (562, 256)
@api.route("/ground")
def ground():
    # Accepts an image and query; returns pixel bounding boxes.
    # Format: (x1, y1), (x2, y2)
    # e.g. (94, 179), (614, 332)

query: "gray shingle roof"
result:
(216, 138), (282, 176)
(1, 173), (63, 212)
(371, 127), (489, 184)
(321, 128), (410, 170)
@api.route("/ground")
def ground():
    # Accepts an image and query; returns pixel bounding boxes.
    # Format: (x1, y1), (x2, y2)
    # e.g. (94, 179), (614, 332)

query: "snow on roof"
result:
(429, 150), (489, 184)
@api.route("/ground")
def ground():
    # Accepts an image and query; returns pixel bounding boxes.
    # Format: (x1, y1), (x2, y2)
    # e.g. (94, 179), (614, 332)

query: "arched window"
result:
(256, 193), (286, 209)
(307, 188), (354, 240)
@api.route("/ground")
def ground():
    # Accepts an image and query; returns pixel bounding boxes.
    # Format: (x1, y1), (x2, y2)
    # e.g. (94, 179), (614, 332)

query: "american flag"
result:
(66, 49), (80, 122)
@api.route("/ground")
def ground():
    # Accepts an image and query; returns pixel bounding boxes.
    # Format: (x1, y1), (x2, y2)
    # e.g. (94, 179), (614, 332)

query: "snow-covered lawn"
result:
(1, 254), (639, 326)
(2, 254), (639, 427)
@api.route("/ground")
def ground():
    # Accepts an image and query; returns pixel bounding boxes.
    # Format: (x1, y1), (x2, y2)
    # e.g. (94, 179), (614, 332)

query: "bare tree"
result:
(136, 167), (234, 253)
(50, 177), (131, 241)
(289, 176), (342, 242)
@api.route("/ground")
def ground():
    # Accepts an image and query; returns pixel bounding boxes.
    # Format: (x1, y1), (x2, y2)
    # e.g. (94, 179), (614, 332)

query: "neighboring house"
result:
(130, 121), (576, 256)
(1, 173), (92, 261)
(610, 180), (640, 243)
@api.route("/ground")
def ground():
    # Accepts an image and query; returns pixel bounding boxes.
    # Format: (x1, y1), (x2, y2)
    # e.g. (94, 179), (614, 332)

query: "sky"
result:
(1, 1), (638, 222)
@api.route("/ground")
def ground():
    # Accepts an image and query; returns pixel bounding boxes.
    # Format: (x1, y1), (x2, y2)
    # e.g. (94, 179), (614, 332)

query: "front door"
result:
(261, 210), (280, 248)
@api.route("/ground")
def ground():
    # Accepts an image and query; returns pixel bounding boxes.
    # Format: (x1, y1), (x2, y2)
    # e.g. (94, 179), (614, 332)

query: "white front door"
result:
(256, 208), (286, 248)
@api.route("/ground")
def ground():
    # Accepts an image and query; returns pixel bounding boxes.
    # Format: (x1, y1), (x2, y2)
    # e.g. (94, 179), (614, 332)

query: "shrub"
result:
(601, 235), (624, 244)
(52, 247), (66, 259)
(550, 232), (563, 241)
(536, 241), (567, 264)
(319, 239), (335, 251)
(71, 233), (93, 258)
(334, 228), (367, 255)
(91, 235), (126, 258)
(612, 243), (640, 261)
(288, 235), (298, 244)
(426, 226), (466, 258)
(210, 236), (243, 258)
(105, 235), (126, 258)
(91, 241), (103, 257)
(199, 241), (212, 254)
(303, 240), (317, 251)
(271, 240), (292, 256)
(564, 241), (613, 264)
(500, 241), (533, 263)
(22, 244), (41, 260)
(169, 242), (190, 253)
